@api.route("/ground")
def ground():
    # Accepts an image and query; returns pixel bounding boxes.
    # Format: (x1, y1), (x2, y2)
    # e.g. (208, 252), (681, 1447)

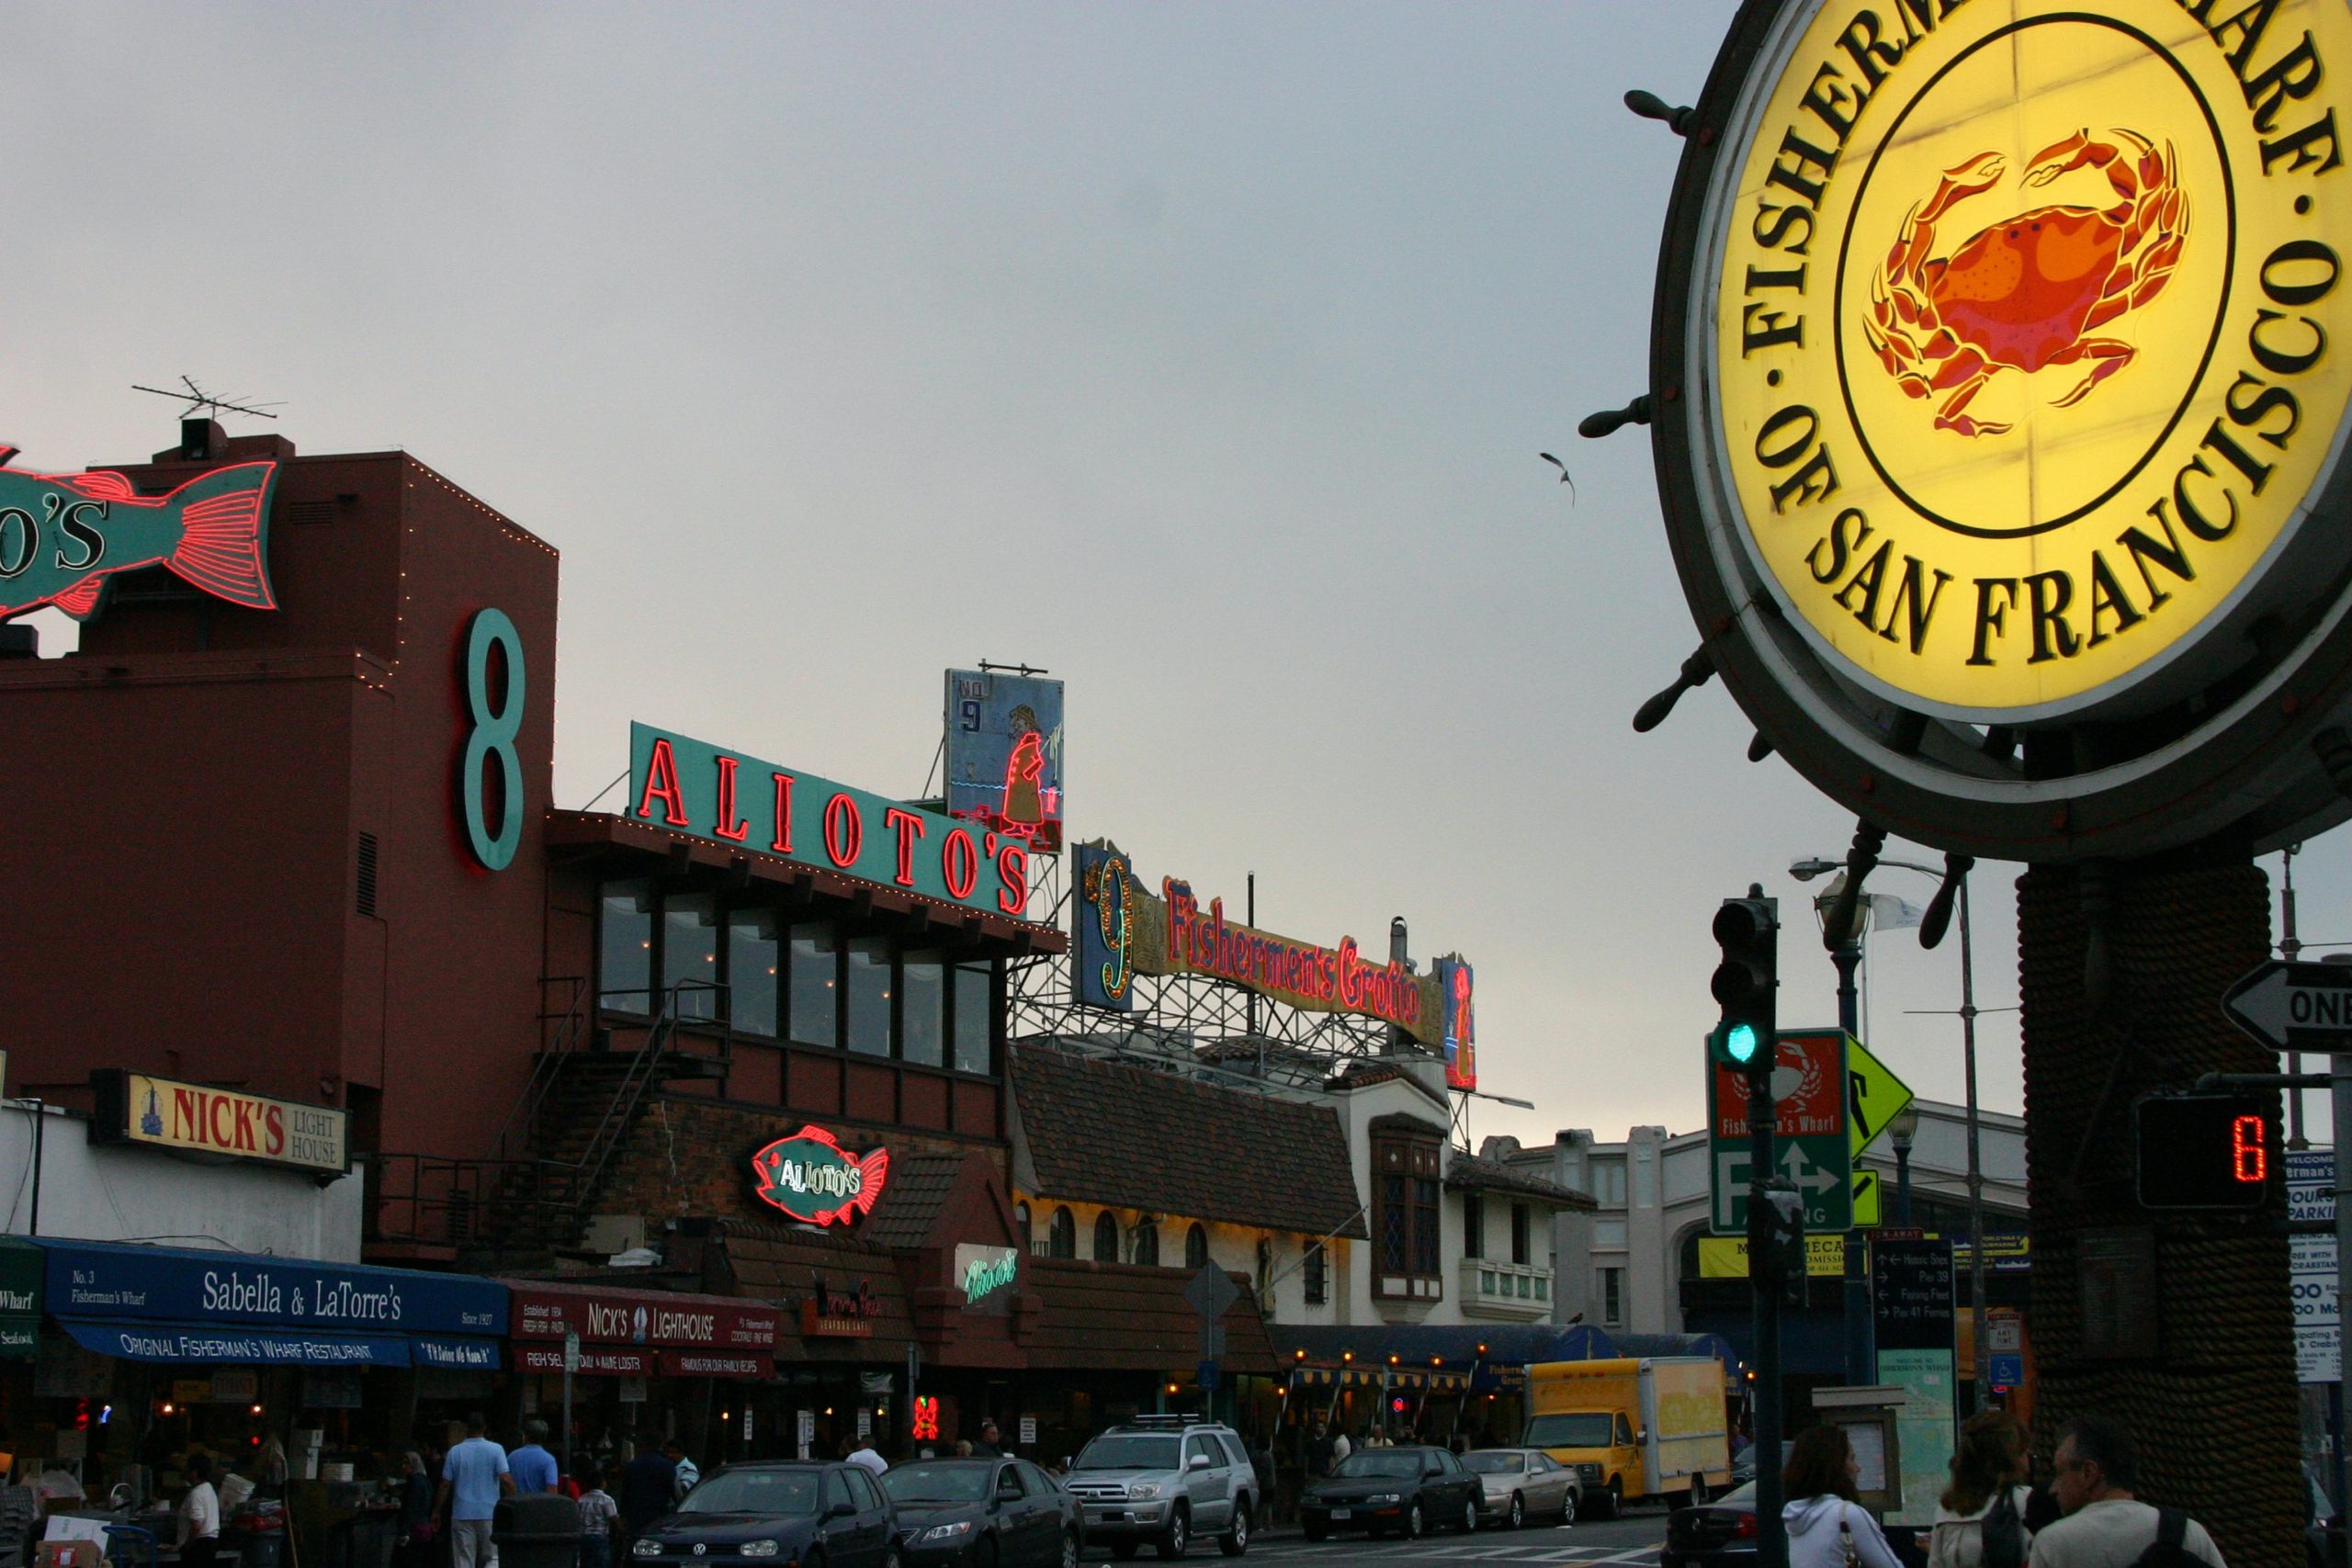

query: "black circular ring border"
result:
(1830, 14), (2235, 540)
(1650, 0), (2352, 863)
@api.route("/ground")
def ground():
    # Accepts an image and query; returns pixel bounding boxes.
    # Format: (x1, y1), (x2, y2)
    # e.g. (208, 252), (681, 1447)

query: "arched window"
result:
(1132, 1221), (1160, 1267)
(1048, 1206), (1077, 1259)
(1016, 1202), (1032, 1256)
(1093, 1212), (1121, 1263)
(1185, 1223), (1209, 1269)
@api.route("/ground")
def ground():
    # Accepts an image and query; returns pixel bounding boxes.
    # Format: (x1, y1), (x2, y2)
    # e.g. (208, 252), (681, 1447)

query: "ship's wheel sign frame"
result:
(1643, 0), (2352, 862)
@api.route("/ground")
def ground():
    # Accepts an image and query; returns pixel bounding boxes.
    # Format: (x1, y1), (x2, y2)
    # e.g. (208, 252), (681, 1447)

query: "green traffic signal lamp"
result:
(1724, 1021), (1760, 1066)
(1709, 889), (1779, 1067)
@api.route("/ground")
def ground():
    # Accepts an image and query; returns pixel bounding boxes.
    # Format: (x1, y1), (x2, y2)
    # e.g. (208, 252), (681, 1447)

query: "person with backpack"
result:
(1930, 1410), (2034, 1568)
(2026, 1416), (2225, 1568)
(1782, 1426), (1905, 1568)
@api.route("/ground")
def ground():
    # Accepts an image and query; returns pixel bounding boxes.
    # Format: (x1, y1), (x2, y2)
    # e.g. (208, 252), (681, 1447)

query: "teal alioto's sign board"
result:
(628, 722), (1034, 919)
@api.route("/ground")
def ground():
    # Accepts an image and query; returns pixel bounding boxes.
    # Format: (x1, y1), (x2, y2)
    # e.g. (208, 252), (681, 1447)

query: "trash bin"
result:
(492, 1495), (581, 1568)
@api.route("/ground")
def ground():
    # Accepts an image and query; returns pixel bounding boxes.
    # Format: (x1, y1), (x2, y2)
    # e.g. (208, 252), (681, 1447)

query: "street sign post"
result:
(1712, 1030), (1852, 1233)
(1847, 1039), (1915, 1228)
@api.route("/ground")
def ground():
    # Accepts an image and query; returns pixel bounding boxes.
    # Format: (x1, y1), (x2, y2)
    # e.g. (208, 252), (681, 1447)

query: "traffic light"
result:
(2134, 1092), (2273, 1211)
(1710, 890), (1779, 1069)
(1747, 1180), (1805, 1305)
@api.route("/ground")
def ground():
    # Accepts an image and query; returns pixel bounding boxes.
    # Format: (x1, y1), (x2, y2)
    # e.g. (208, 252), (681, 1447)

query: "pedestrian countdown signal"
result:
(2134, 1093), (2273, 1213)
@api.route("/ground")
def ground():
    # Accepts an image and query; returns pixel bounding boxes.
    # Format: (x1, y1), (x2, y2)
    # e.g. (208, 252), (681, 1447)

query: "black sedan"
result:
(628, 1462), (900, 1568)
(1299, 1447), (1481, 1541)
(1662, 1480), (1758, 1568)
(879, 1458), (1080, 1568)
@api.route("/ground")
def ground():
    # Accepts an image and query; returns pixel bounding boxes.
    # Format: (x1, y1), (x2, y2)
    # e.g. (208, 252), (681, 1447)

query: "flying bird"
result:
(1539, 452), (1577, 501)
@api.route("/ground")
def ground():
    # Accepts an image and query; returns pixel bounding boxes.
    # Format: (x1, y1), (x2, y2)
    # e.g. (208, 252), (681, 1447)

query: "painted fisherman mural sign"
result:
(750, 1126), (888, 1227)
(1642, 0), (2352, 859)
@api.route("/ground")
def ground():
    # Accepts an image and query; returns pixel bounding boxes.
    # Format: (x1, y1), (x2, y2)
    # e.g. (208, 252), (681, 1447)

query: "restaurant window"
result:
(1372, 1128), (1443, 1300)
(726, 910), (779, 1036)
(901, 951), (946, 1068)
(1093, 1212), (1120, 1263)
(1303, 1241), (1327, 1305)
(1463, 1192), (1485, 1259)
(1185, 1224), (1209, 1269)
(953, 962), (994, 1075)
(1511, 1202), (1532, 1266)
(787, 922), (839, 1046)
(598, 879), (654, 1012)
(1048, 1207), (1077, 1259)
(1132, 1221), (1160, 1267)
(662, 894), (719, 1019)
(845, 936), (893, 1055)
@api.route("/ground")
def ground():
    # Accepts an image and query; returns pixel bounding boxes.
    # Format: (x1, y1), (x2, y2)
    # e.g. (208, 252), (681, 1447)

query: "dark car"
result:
(879, 1458), (1080, 1568)
(1298, 1446), (1481, 1541)
(1662, 1479), (1758, 1568)
(628, 1462), (900, 1568)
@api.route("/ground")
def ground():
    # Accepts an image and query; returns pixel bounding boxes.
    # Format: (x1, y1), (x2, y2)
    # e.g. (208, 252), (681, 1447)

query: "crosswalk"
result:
(1096, 1538), (1664, 1567)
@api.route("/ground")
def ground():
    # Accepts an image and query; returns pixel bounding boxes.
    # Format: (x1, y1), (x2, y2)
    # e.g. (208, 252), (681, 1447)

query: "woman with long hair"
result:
(1927, 1411), (2033, 1568)
(1781, 1426), (1904, 1568)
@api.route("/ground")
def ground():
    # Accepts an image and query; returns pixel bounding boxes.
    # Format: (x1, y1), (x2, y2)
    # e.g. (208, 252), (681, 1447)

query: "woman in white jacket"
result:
(1927, 1411), (2034, 1568)
(1781, 1426), (1905, 1568)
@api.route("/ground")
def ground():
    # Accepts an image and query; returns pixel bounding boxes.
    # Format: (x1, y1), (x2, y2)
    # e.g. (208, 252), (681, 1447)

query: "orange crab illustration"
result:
(1862, 129), (2187, 437)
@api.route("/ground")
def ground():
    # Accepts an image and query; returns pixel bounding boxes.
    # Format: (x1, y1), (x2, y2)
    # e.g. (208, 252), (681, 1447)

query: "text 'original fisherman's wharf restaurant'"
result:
(0, 416), (1590, 1536)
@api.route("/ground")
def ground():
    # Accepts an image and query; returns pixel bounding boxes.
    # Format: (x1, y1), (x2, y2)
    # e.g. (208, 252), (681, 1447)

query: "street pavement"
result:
(1079, 1503), (1668, 1566)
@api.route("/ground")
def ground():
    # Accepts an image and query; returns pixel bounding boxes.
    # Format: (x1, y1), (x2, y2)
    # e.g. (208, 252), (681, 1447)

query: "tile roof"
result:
(1025, 1258), (1276, 1373)
(858, 1151), (965, 1251)
(704, 1217), (915, 1359)
(1011, 1045), (1367, 1239)
(1443, 1151), (1595, 1208)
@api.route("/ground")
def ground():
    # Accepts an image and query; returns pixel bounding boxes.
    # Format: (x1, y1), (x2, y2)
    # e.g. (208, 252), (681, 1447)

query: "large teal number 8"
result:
(462, 607), (525, 870)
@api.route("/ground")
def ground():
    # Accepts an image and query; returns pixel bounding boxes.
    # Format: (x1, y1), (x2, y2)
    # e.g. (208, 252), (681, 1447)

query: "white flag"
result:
(1870, 892), (1925, 931)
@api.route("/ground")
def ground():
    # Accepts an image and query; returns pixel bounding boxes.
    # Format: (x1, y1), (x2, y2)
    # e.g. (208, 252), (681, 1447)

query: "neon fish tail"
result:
(162, 462), (277, 610)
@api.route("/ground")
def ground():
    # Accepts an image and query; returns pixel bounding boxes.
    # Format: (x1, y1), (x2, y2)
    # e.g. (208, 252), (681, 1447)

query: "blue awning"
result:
(58, 1316), (411, 1367)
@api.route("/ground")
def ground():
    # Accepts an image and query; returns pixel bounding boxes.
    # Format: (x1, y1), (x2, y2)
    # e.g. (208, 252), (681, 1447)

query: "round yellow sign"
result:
(1708, 0), (2352, 720)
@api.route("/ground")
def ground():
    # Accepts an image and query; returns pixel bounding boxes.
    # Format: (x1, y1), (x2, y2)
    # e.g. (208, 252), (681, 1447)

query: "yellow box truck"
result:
(1521, 1357), (1731, 1517)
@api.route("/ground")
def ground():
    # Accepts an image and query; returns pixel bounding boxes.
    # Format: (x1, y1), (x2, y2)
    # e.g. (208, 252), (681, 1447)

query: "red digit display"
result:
(2232, 1113), (2267, 1183)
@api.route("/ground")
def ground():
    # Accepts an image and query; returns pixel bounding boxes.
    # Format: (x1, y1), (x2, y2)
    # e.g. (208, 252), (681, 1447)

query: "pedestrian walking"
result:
(1930, 1411), (2034, 1568)
(2026, 1416), (2225, 1568)
(664, 1442), (699, 1502)
(392, 1451), (436, 1568)
(1781, 1426), (1904, 1568)
(618, 1444), (675, 1542)
(1306, 1421), (1336, 1479)
(436, 1414), (515, 1568)
(510, 1421), (560, 1495)
(575, 1466), (619, 1568)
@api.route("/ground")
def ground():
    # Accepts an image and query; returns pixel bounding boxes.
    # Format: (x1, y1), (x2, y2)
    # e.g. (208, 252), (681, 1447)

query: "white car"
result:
(1463, 1448), (1580, 1529)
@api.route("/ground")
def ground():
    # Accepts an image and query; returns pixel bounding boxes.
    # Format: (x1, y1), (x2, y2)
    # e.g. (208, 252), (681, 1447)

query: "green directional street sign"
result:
(1709, 1028), (1853, 1234)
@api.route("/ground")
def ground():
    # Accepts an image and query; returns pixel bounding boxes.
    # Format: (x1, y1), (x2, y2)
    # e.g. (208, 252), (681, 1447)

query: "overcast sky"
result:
(6, 2), (2345, 1151)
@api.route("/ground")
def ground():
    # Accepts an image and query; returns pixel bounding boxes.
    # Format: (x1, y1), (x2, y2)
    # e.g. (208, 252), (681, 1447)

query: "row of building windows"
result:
(1461, 1191), (1536, 1265)
(1015, 1204), (1329, 1305)
(598, 881), (995, 1073)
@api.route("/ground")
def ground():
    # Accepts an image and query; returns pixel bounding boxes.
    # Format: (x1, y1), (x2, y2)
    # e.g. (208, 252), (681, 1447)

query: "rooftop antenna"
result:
(978, 660), (1050, 677)
(130, 376), (282, 423)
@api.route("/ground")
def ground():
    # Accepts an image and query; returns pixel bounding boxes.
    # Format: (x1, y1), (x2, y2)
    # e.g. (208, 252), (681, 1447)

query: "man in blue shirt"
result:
(437, 1413), (514, 1568)
(509, 1421), (560, 1495)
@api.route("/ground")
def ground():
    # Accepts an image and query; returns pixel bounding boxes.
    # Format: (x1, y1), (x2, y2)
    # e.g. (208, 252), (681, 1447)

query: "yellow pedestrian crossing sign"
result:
(1847, 1038), (1914, 1228)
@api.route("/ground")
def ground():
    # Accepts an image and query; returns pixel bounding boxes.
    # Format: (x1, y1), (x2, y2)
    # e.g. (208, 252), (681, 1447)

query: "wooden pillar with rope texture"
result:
(2017, 852), (2301, 1566)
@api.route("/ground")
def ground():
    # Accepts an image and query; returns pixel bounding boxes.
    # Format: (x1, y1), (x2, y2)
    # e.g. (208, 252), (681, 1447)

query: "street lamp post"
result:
(1888, 1107), (1920, 1226)
(1792, 852), (1989, 1411)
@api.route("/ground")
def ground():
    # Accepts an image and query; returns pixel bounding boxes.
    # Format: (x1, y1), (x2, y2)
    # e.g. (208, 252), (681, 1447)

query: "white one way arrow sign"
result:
(2222, 961), (2352, 1052)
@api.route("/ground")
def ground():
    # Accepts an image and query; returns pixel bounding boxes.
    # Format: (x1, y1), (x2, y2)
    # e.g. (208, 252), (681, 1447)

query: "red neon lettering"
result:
(209, 1096), (233, 1149)
(996, 843), (1029, 915)
(232, 1098), (258, 1152)
(884, 807), (925, 888)
(173, 1089), (201, 1143)
(771, 773), (797, 852)
(943, 829), (978, 899)
(635, 738), (690, 827)
(2233, 1113), (2267, 1182)
(266, 1104), (285, 1156)
(712, 755), (751, 842)
(822, 794), (864, 868)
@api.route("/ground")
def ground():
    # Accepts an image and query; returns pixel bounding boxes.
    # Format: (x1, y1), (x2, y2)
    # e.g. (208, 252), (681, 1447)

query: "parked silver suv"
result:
(1063, 1416), (1257, 1559)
